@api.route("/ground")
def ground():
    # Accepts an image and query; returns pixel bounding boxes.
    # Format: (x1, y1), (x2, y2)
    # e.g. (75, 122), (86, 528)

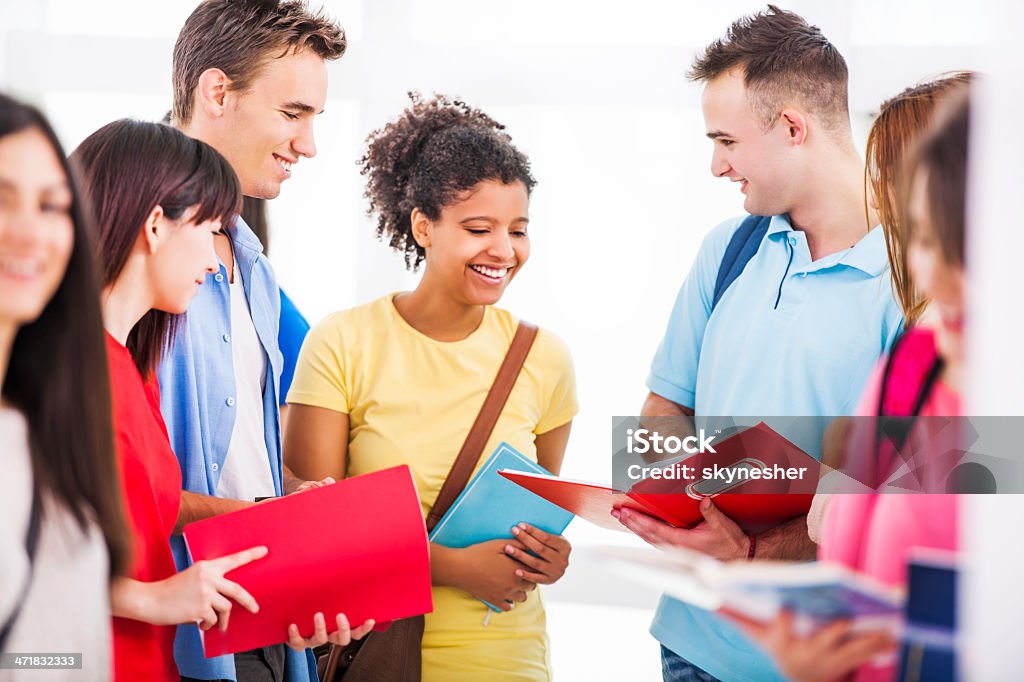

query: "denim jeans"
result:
(661, 645), (721, 682)
(180, 643), (285, 682)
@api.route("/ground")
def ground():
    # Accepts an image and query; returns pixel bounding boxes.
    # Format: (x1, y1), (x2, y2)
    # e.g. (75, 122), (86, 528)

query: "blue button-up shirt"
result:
(158, 217), (316, 681)
(646, 214), (903, 681)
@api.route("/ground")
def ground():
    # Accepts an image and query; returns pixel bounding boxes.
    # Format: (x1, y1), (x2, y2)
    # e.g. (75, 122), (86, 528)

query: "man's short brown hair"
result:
(172, 0), (346, 125)
(689, 5), (849, 135)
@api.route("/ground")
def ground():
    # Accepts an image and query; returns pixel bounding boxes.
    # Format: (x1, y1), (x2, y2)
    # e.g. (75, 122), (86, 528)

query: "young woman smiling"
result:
(285, 94), (578, 681)
(70, 119), (266, 681)
(0, 93), (129, 681)
(72, 119), (372, 680)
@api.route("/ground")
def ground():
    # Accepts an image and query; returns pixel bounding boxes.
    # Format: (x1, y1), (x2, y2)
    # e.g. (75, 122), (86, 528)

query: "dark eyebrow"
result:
(706, 130), (733, 140)
(459, 216), (530, 225)
(281, 101), (322, 115)
(0, 175), (70, 193)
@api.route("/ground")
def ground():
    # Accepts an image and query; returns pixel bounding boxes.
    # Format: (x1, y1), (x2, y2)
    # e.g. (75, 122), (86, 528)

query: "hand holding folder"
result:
(183, 465), (433, 657)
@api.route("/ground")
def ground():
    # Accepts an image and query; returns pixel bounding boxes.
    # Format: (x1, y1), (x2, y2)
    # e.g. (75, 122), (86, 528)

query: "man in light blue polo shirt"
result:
(615, 7), (903, 682)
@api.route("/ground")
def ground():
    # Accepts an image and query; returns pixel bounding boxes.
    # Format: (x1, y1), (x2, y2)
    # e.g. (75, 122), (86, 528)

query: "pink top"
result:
(819, 343), (959, 681)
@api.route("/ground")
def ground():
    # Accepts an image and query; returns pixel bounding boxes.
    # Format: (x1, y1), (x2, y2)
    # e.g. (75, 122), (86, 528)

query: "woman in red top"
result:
(70, 119), (263, 681)
(71, 119), (374, 680)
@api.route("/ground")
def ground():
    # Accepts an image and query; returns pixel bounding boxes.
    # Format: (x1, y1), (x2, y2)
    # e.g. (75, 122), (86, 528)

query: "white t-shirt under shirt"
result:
(0, 407), (111, 681)
(215, 261), (276, 501)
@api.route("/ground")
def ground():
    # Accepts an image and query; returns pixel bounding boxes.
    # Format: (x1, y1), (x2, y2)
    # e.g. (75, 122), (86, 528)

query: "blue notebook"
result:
(429, 442), (575, 611)
(899, 550), (958, 682)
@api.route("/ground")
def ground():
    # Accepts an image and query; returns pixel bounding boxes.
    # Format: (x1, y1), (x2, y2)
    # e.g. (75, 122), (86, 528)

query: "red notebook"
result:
(183, 465), (432, 658)
(501, 422), (819, 534)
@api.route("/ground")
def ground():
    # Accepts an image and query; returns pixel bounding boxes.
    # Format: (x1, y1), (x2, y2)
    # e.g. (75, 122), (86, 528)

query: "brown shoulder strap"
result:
(425, 321), (539, 532)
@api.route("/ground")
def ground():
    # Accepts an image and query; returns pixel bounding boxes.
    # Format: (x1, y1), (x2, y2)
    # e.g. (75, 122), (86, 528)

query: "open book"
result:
(593, 544), (904, 635)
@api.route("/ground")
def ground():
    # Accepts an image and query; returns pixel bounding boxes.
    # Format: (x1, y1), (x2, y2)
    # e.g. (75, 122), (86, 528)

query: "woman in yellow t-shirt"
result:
(284, 94), (578, 681)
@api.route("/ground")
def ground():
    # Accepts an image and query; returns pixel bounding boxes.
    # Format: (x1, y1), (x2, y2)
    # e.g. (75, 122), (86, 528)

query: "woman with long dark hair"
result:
(71, 119), (269, 681)
(0, 94), (128, 678)
(71, 118), (369, 681)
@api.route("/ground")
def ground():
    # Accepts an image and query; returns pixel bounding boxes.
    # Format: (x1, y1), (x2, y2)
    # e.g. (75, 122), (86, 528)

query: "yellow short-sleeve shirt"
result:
(287, 294), (578, 681)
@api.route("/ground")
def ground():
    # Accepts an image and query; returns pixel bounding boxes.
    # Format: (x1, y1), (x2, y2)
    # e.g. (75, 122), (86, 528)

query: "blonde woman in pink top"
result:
(731, 88), (971, 682)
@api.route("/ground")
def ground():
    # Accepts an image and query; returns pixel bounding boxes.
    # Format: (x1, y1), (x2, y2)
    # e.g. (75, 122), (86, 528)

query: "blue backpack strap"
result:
(711, 215), (772, 311)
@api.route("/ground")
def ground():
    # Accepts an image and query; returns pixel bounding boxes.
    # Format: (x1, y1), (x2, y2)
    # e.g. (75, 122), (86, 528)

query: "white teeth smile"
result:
(275, 156), (293, 172)
(0, 257), (43, 278)
(469, 265), (509, 280)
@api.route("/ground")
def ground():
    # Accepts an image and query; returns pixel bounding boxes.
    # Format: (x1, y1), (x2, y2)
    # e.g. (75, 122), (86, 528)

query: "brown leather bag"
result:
(318, 322), (539, 682)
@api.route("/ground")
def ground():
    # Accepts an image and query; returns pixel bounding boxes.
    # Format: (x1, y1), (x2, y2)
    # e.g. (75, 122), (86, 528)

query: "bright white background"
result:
(2, 1), (1016, 680)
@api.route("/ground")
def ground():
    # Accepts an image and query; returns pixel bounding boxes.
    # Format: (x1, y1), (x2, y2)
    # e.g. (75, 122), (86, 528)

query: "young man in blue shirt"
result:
(158, 2), (366, 680)
(615, 7), (903, 681)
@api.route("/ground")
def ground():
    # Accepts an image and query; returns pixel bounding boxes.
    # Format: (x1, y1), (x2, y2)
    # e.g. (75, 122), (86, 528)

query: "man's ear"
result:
(194, 68), (232, 118)
(780, 108), (808, 146)
(142, 205), (165, 254)
(410, 208), (432, 249)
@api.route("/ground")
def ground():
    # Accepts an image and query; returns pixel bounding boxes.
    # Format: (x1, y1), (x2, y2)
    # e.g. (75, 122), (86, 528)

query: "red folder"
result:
(501, 422), (819, 534)
(183, 465), (433, 658)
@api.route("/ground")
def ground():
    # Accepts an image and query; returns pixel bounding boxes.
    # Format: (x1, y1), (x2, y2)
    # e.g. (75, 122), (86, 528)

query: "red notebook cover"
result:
(183, 465), (433, 658)
(501, 422), (819, 534)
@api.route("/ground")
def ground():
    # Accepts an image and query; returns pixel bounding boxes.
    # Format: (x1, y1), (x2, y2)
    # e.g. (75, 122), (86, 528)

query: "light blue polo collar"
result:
(766, 214), (888, 277)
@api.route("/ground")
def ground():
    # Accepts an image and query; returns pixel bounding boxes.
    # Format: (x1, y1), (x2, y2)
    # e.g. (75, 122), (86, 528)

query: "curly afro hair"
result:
(359, 92), (536, 270)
